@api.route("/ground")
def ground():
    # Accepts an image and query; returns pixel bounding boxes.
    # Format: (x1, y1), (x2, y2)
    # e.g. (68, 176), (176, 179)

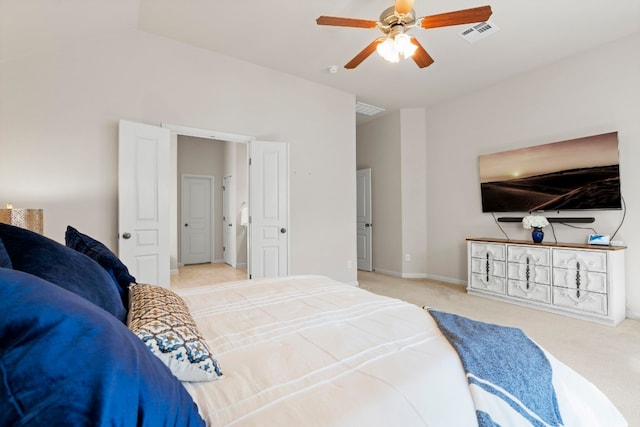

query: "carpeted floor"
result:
(358, 270), (640, 426)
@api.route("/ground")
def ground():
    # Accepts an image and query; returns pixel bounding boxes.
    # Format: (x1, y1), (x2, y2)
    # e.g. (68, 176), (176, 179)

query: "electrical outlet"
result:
(347, 260), (352, 269)
(405, 254), (411, 262)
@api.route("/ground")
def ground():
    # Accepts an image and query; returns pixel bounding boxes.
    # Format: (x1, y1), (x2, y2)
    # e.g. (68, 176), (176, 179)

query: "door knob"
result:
(122, 232), (131, 239)
(280, 228), (287, 234)
(184, 223), (188, 227)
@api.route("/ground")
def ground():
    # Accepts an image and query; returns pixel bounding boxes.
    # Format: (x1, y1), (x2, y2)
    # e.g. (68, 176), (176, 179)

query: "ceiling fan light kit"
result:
(317, 0), (492, 69)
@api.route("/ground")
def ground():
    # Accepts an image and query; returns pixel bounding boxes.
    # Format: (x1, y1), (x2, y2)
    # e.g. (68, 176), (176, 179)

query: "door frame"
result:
(163, 123), (290, 279)
(180, 174), (215, 266)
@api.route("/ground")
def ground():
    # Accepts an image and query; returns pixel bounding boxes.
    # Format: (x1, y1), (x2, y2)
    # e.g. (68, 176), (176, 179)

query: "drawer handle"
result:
(526, 258), (531, 290)
(485, 253), (490, 283)
(576, 262), (581, 298)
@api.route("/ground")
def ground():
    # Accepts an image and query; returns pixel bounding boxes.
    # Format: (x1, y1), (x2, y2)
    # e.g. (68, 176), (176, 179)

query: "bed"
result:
(0, 222), (628, 426)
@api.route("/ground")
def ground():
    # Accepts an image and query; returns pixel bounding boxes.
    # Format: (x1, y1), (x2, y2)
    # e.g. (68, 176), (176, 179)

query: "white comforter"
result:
(177, 275), (626, 427)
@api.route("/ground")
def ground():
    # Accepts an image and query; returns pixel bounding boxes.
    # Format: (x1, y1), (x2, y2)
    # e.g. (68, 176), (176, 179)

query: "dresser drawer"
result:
(508, 245), (550, 266)
(471, 257), (506, 278)
(553, 269), (607, 294)
(470, 273), (506, 294)
(552, 249), (606, 273)
(507, 280), (551, 304)
(470, 243), (506, 261)
(553, 287), (608, 315)
(507, 263), (551, 285)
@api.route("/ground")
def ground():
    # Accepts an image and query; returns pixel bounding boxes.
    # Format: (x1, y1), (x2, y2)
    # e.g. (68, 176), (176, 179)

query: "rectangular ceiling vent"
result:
(458, 21), (500, 43)
(356, 101), (385, 116)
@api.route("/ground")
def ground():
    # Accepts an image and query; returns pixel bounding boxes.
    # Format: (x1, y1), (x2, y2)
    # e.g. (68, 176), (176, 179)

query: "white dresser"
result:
(467, 238), (626, 326)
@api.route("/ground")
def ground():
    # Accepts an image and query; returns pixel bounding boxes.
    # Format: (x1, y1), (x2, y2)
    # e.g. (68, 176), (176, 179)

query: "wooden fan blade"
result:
(394, 0), (415, 15)
(316, 16), (378, 28)
(345, 39), (383, 69)
(411, 38), (435, 68)
(421, 5), (492, 29)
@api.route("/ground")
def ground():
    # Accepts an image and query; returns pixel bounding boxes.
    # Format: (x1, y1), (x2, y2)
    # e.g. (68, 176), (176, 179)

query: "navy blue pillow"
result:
(0, 237), (11, 268)
(65, 225), (136, 307)
(0, 268), (205, 426)
(0, 223), (126, 322)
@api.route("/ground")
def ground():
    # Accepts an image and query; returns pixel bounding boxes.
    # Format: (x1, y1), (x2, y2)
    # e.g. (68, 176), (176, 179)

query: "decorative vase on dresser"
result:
(466, 237), (626, 326)
(531, 227), (544, 243)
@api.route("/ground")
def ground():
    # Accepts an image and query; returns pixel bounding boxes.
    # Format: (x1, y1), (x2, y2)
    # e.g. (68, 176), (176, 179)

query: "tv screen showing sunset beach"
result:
(479, 132), (622, 213)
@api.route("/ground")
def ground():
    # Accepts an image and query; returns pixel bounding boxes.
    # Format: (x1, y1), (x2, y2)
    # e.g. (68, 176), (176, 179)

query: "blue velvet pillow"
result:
(0, 237), (11, 268)
(0, 223), (126, 322)
(0, 268), (205, 426)
(65, 225), (136, 306)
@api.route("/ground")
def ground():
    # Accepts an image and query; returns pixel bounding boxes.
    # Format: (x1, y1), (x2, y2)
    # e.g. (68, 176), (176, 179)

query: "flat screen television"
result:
(478, 132), (622, 213)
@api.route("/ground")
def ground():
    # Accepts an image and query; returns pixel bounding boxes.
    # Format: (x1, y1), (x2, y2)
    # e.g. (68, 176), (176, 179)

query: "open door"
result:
(249, 141), (289, 278)
(118, 120), (171, 287)
(222, 175), (236, 267)
(357, 168), (373, 271)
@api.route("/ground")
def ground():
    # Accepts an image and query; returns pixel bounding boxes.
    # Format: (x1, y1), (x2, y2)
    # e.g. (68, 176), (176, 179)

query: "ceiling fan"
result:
(316, 0), (492, 69)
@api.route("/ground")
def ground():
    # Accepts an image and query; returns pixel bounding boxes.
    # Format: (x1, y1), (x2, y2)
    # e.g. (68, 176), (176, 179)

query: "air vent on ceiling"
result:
(458, 21), (500, 43)
(356, 101), (385, 116)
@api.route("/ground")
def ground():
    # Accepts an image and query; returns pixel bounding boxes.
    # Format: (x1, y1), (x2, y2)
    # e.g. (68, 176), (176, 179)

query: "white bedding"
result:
(177, 275), (626, 427)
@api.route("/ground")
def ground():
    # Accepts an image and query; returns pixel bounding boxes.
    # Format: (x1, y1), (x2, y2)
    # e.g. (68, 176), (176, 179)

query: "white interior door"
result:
(118, 120), (171, 287)
(222, 175), (235, 267)
(181, 175), (213, 265)
(357, 168), (373, 271)
(249, 141), (289, 278)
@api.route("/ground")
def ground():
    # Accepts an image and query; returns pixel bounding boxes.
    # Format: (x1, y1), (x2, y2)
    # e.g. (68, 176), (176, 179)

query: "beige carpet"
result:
(358, 270), (640, 426)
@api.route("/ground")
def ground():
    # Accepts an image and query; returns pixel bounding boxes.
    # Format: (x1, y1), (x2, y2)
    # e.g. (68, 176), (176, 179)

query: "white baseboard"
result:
(372, 268), (402, 277)
(401, 273), (428, 279)
(626, 309), (640, 320)
(370, 268), (465, 286)
(425, 273), (467, 286)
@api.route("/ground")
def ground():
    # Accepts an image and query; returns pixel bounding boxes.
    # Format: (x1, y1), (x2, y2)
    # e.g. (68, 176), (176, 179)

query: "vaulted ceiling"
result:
(3, 1), (640, 120)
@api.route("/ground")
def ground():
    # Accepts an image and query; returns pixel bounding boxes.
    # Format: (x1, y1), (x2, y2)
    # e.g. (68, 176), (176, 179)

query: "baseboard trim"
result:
(425, 273), (467, 286)
(371, 268), (401, 277)
(401, 273), (428, 279)
(625, 309), (640, 320)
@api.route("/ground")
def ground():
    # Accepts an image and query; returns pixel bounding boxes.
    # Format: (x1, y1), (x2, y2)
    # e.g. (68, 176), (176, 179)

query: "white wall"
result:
(425, 33), (640, 317)
(400, 108), (428, 278)
(0, 29), (358, 284)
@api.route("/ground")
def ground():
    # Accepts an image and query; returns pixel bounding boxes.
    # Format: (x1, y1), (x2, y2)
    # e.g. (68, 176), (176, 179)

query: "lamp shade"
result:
(0, 208), (44, 234)
(376, 37), (400, 62)
(394, 0), (415, 14)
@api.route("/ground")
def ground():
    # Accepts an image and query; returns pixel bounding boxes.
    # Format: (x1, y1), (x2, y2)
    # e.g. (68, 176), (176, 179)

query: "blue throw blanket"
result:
(428, 309), (564, 427)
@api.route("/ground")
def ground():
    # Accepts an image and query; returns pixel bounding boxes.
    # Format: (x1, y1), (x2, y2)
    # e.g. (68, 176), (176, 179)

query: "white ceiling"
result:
(3, 1), (640, 120)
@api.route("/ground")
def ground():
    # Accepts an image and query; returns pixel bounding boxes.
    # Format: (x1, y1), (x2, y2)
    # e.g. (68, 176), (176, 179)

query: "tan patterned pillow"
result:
(127, 283), (222, 382)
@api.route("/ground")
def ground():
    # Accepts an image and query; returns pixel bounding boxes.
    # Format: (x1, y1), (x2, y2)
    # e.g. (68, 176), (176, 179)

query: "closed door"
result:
(118, 120), (170, 287)
(181, 175), (213, 265)
(357, 168), (373, 271)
